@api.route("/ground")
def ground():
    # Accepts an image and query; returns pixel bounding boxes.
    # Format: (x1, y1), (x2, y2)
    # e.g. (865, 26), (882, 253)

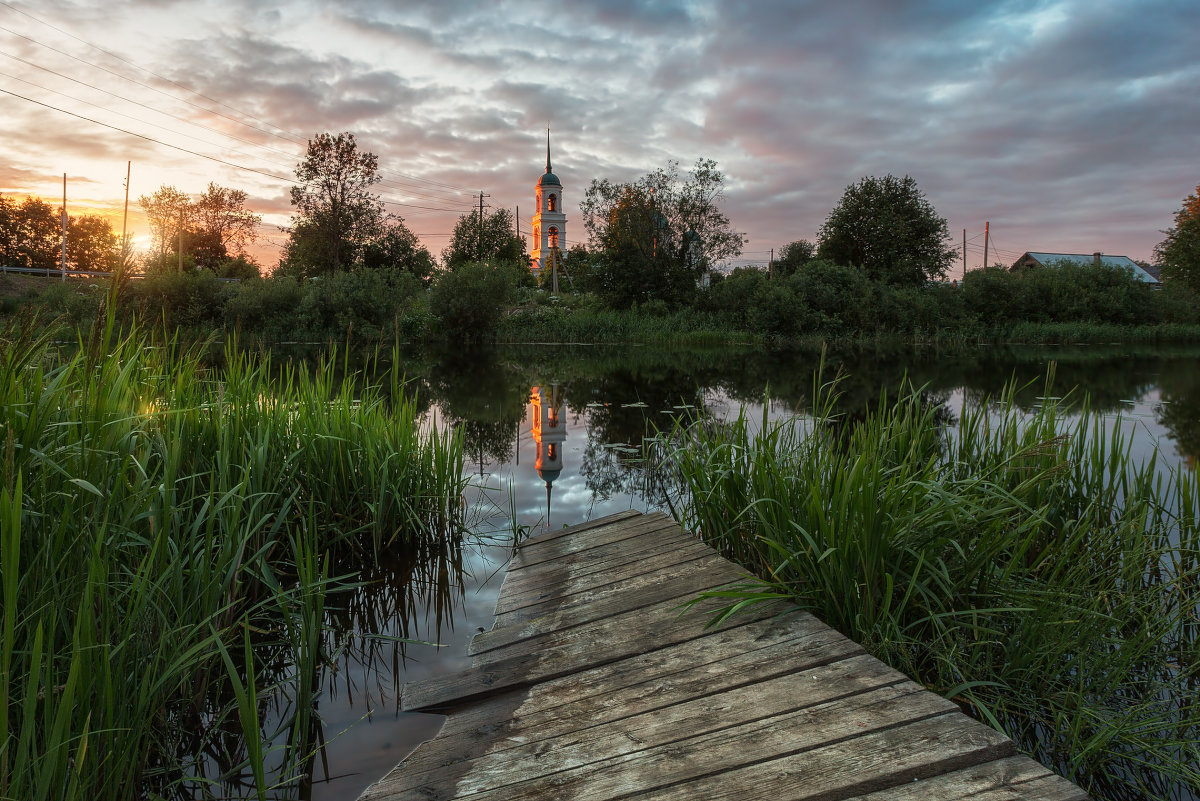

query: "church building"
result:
(530, 130), (566, 280)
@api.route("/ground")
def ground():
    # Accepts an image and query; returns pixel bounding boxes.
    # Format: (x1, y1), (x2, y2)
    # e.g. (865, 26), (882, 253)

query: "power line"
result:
(0, 9), (476, 198)
(0, 48), (470, 205)
(0, 87), (473, 213)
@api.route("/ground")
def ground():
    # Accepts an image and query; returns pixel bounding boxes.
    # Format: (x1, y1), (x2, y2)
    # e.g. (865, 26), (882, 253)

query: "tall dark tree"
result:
(817, 174), (955, 286)
(581, 158), (744, 307)
(441, 207), (525, 270)
(774, 239), (816, 277)
(14, 197), (61, 272)
(286, 132), (384, 273)
(0, 194), (17, 267)
(1155, 184), (1200, 294)
(362, 218), (436, 283)
(66, 214), (118, 273)
(193, 183), (260, 262)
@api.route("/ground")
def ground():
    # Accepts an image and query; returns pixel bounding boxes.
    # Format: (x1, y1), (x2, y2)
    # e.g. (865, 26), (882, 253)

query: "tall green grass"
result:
(0, 315), (465, 799)
(668, 367), (1200, 800)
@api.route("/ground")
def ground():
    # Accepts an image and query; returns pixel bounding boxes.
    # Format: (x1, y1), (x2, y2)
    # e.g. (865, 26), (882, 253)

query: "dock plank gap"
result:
(360, 510), (1090, 801)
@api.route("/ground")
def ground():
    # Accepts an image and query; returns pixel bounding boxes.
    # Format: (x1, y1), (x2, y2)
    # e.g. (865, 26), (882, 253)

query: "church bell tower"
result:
(531, 129), (566, 282)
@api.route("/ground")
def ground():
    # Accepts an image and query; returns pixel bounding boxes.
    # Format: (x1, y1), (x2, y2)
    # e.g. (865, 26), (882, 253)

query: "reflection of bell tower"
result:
(530, 128), (566, 280)
(530, 383), (567, 527)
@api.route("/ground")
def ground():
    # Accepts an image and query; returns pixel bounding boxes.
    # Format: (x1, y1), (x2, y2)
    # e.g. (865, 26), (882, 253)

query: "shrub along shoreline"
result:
(0, 316), (466, 800)
(665, 369), (1200, 800)
(6, 258), (1198, 348)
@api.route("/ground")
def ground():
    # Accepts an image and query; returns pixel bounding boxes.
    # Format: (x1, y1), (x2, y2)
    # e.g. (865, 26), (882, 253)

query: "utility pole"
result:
(178, 206), (184, 273)
(769, 248), (774, 280)
(60, 173), (66, 281)
(983, 221), (990, 271)
(962, 229), (966, 276)
(477, 191), (491, 263)
(120, 161), (131, 269)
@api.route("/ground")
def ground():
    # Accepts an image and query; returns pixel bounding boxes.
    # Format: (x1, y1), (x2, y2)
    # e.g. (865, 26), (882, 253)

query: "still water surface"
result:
(296, 342), (1199, 800)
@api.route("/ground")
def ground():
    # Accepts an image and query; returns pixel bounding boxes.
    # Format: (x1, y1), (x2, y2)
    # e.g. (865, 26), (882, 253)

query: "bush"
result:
(294, 268), (423, 344)
(429, 262), (515, 341)
(122, 270), (232, 329)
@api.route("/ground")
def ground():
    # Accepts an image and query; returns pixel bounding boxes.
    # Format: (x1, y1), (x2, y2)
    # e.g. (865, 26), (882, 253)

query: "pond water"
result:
(283, 342), (1200, 800)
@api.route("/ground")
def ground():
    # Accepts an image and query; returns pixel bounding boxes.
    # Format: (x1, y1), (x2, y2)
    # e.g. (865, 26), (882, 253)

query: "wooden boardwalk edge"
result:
(363, 511), (1091, 801)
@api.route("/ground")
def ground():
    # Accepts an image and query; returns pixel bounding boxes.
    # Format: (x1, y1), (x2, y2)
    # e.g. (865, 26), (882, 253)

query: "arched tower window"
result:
(548, 194), (557, 212)
(548, 227), (559, 249)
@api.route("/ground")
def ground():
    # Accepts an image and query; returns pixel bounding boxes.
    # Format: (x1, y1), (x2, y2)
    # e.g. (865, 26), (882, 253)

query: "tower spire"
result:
(546, 125), (552, 174)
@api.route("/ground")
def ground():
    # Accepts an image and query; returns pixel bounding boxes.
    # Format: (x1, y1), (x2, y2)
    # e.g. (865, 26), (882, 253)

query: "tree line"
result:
(6, 128), (1198, 343)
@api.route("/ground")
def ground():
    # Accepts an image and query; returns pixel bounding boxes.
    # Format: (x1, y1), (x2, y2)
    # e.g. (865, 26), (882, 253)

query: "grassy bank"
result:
(8, 264), (1200, 349)
(667, 370), (1199, 800)
(0, 317), (465, 799)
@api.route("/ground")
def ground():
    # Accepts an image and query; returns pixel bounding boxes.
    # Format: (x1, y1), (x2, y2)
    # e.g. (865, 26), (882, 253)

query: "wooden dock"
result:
(360, 510), (1089, 801)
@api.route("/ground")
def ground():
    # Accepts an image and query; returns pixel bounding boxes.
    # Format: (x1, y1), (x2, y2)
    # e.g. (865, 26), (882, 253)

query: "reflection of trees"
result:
(1157, 367), (1200, 468)
(421, 345), (528, 467)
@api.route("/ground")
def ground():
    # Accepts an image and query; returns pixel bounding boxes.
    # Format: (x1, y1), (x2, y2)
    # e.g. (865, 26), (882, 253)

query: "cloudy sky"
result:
(1, 0), (1196, 275)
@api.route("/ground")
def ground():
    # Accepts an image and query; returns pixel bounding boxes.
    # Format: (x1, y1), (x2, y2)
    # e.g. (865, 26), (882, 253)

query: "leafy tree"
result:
(441, 207), (525, 270)
(0, 194), (15, 266)
(362, 218), (436, 283)
(1154, 184), (1200, 293)
(192, 183), (260, 264)
(817, 174), (955, 286)
(138, 185), (190, 265)
(286, 132), (385, 273)
(581, 158), (744, 307)
(774, 239), (816, 277)
(13, 197), (61, 271)
(66, 214), (118, 272)
(428, 261), (515, 341)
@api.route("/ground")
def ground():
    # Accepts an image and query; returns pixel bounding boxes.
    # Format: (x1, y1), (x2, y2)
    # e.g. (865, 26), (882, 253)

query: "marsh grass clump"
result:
(0, 314), (466, 800)
(669, 368), (1200, 800)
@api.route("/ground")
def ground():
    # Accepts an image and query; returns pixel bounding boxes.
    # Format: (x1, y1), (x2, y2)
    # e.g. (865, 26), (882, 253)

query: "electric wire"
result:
(0, 87), (473, 214)
(0, 10), (475, 197)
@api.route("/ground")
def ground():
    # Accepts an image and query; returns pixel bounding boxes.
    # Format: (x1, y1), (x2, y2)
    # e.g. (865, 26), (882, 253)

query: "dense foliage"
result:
(817, 174), (956, 285)
(580, 159), (745, 307)
(0, 316), (466, 799)
(0, 193), (120, 273)
(1155, 184), (1200, 295)
(669, 373), (1200, 800)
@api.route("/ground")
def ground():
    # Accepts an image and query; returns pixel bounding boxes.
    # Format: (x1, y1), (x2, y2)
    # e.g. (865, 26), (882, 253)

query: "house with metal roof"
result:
(1010, 251), (1160, 285)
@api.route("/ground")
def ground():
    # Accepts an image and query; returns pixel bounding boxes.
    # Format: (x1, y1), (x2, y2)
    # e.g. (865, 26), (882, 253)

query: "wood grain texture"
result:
(361, 511), (1091, 801)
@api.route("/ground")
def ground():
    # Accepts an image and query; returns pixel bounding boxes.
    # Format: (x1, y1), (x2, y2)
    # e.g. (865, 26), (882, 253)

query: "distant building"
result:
(1010, 252), (1160, 285)
(530, 130), (566, 279)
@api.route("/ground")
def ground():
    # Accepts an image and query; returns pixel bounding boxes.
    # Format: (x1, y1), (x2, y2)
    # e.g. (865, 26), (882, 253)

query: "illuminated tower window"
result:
(548, 194), (557, 212)
(548, 227), (559, 249)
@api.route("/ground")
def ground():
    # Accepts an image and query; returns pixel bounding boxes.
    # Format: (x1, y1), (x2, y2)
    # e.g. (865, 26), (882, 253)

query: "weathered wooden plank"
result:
(507, 512), (678, 572)
(620, 714), (1017, 801)
(492, 533), (712, 614)
(514, 508), (642, 550)
(439, 610), (855, 741)
(470, 558), (745, 655)
(368, 652), (900, 796)
(844, 756), (1089, 801)
(386, 684), (974, 801)
(362, 511), (1090, 801)
(401, 593), (786, 712)
(490, 547), (722, 628)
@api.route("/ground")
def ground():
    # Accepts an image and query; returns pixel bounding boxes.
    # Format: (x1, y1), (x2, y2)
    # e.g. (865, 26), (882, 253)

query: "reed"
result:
(0, 316), (466, 799)
(668, 365), (1200, 800)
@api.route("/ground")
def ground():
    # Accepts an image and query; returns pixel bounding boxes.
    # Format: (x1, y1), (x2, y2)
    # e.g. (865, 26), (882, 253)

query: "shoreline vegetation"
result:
(665, 369), (1200, 800)
(0, 313), (466, 800)
(2, 269), (1199, 798)
(3, 257), (1199, 350)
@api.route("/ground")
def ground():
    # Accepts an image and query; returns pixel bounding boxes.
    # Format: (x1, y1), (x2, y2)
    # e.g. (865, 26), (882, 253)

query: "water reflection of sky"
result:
(305, 344), (1198, 800)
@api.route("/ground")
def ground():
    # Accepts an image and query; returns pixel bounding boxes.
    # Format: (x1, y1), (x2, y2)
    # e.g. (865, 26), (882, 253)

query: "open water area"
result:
(261, 341), (1199, 801)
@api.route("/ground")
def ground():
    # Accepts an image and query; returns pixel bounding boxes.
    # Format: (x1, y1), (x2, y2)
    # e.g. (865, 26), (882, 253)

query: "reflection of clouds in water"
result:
(329, 349), (1198, 800)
